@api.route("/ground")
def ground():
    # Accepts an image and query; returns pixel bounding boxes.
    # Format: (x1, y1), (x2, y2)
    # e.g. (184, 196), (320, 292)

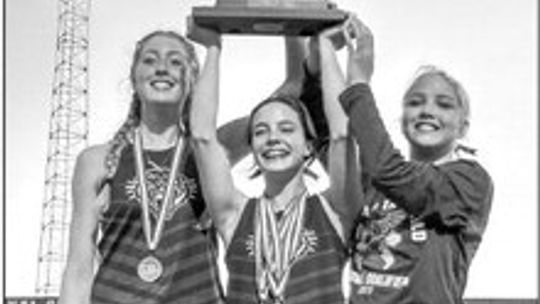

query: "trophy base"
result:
(191, 7), (347, 36)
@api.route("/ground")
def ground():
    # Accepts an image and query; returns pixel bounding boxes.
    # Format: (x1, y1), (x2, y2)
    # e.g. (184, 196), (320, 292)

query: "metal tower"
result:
(36, 0), (91, 295)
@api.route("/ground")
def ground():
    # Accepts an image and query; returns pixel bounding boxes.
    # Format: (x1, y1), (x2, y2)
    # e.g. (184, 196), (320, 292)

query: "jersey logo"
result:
(125, 159), (197, 221)
(353, 200), (407, 270)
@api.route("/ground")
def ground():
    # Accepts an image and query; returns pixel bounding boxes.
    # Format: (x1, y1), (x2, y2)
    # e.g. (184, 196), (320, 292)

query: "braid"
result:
(105, 94), (141, 178)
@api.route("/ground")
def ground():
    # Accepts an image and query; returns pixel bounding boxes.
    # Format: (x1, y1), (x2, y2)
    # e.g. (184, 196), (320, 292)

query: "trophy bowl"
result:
(191, 0), (347, 36)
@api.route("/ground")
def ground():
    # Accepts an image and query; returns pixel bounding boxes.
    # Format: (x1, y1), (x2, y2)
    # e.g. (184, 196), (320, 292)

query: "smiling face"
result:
(132, 34), (195, 108)
(250, 101), (312, 174)
(401, 73), (469, 159)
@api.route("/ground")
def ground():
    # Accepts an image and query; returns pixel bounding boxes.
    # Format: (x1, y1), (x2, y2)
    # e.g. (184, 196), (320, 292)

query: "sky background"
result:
(4, 0), (538, 299)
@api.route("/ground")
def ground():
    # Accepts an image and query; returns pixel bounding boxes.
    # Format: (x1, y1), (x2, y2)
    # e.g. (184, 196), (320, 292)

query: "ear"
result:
(458, 119), (469, 139)
(304, 141), (314, 157)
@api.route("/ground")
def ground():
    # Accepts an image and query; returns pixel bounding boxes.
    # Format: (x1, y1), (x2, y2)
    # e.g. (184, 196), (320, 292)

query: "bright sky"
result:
(5, 0), (538, 299)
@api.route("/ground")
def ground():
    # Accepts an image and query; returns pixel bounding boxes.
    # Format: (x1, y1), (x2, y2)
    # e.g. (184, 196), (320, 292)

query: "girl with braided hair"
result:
(59, 30), (251, 304)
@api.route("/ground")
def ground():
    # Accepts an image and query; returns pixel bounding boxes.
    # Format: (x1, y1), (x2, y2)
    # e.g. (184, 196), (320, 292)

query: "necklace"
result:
(255, 190), (308, 303)
(133, 127), (185, 283)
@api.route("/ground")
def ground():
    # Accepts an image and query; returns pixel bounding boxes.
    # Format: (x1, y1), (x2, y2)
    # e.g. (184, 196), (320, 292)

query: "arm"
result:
(318, 21), (364, 233)
(188, 24), (245, 246)
(59, 146), (107, 304)
(339, 19), (493, 227)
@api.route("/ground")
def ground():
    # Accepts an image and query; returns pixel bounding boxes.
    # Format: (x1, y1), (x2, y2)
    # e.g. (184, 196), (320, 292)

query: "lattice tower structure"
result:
(36, 0), (91, 295)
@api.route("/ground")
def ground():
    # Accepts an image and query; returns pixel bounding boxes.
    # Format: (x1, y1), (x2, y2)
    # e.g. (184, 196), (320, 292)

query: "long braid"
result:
(105, 94), (141, 178)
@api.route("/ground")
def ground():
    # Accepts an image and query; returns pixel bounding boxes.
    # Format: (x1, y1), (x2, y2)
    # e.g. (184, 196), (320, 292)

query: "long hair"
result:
(105, 30), (199, 177)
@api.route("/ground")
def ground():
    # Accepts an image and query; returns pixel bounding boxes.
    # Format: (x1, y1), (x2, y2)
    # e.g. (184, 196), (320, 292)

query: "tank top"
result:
(226, 195), (346, 304)
(90, 143), (224, 304)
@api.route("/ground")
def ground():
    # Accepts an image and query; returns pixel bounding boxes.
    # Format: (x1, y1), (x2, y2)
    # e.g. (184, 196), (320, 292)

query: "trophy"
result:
(191, 0), (347, 36)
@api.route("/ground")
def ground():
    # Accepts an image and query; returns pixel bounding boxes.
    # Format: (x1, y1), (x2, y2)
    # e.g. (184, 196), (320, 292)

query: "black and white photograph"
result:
(4, 0), (538, 303)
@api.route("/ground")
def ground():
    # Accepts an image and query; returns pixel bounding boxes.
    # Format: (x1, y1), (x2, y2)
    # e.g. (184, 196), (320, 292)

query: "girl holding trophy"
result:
(319, 16), (494, 304)
(188, 23), (356, 304)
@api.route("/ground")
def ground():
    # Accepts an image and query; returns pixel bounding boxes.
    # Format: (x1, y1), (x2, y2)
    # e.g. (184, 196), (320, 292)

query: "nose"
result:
(418, 101), (436, 118)
(265, 130), (281, 146)
(155, 61), (168, 76)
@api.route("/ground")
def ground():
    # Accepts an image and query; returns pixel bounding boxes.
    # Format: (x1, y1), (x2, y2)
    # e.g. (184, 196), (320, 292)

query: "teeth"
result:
(262, 149), (288, 158)
(416, 122), (438, 131)
(151, 81), (173, 90)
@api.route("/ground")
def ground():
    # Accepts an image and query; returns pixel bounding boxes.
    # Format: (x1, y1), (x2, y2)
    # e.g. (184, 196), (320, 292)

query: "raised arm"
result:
(318, 19), (364, 233)
(59, 145), (108, 304)
(188, 23), (245, 246)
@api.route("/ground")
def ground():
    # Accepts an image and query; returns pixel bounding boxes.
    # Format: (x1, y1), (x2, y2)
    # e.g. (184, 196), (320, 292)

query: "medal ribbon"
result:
(255, 190), (307, 303)
(134, 127), (185, 251)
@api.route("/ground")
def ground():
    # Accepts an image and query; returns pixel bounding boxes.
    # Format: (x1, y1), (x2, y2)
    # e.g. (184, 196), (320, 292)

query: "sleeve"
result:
(339, 83), (494, 229)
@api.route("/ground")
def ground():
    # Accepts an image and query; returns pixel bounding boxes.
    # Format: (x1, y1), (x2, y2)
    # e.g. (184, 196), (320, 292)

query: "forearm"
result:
(319, 37), (347, 139)
(339, 83), (399, 176)
(191, 46), (221, 142)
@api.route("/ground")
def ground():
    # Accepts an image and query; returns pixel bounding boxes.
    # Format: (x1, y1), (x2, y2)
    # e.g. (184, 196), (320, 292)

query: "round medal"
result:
(137, 255), (163, 282)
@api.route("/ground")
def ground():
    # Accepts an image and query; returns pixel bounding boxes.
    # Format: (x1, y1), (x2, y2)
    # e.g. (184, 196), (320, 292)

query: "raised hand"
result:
(186, 16), (222, 49)
(345, 15), (374, 85)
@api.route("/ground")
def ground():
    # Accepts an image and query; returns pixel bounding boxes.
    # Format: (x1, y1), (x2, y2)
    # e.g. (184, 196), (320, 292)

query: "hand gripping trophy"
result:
(191, 0), (346, 35)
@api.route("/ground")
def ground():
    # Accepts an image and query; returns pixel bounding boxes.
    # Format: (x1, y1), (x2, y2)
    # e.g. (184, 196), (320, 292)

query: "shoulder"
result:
(74, 143), (111, 188)
(437, 158), (494, 217)
(439, 158), (493, 194)
(75, 144), (111, 172)
(77, 143), (110, 163)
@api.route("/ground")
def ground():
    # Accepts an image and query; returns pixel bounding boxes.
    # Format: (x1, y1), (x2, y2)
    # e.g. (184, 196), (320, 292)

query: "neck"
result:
(410, 143), (455, 163)
(263, 168), (307, 211)
(139, 122), (180, 150)
(140, 103), (184, 150)
(141, 101), (183, 127)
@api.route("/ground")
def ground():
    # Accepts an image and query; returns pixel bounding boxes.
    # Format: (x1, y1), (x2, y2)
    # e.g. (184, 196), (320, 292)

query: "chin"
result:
(142, 89), (183, 104)
(259, 160), (303, 175)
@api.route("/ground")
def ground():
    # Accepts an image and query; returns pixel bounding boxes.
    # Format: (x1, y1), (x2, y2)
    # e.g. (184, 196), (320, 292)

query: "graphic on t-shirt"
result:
(125, 159), (197, 221)
(353, 200), (407, 271)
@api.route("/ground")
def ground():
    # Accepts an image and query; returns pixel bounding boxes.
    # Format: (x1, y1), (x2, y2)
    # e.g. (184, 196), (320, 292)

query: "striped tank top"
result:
(225, 195), (346, 304)
(90, 143), (224, 304)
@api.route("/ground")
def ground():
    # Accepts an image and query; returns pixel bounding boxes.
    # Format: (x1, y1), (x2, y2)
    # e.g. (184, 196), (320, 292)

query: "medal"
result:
(255, 190), (307, 303)
(137, 255), (164, 283)
(134, 127), (185, 282)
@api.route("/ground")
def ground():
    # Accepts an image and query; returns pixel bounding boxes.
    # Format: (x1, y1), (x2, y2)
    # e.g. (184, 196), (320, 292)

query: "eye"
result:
(436, 97), (457, 110)
(279, 124), (296, 134)
(404, 97), (423, 107)
(253, 127), (267, 137)
(170, 57), (184, 67)
(141, 54), (157, 65)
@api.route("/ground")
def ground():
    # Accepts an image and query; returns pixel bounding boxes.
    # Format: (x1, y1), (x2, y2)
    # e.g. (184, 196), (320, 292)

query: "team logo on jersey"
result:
(125, 159), (197, 221)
